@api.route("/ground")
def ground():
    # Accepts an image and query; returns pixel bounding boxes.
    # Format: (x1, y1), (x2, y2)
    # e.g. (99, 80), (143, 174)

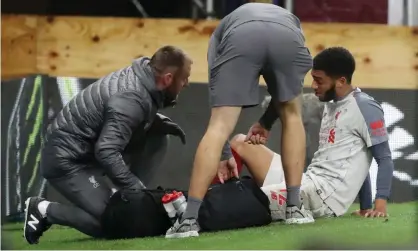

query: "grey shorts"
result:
(208, 21), (312, 107)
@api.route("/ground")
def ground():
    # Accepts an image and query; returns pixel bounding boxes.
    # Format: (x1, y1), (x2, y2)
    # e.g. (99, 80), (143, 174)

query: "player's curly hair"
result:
(313, 47), (356, 84)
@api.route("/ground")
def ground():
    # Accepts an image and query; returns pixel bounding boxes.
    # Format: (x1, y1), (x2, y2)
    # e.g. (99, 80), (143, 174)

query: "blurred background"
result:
(2, 0), (418, 24)
(1, 0), (417, 249)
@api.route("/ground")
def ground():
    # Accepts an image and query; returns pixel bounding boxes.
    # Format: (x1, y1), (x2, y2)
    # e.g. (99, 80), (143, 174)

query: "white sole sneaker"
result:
(285, 217), (315, 224)
(23, 198), (31, 240)
(165, 230), (199, 239)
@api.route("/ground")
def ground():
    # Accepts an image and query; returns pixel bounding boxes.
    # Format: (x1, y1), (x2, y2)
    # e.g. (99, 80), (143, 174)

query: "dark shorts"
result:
(208, 21), (313, 107)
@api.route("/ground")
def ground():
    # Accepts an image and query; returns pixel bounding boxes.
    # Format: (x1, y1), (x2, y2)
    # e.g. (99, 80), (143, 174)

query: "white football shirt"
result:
(306, 88), (389, 216)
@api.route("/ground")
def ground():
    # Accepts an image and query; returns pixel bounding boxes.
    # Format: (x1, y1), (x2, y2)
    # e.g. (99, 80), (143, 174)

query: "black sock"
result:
(181, 196), (202, 221)
(287, 186), (301, 208)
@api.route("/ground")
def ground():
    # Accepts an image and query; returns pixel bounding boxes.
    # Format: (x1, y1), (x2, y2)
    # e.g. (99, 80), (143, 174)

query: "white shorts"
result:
(260, 153), (335, 221)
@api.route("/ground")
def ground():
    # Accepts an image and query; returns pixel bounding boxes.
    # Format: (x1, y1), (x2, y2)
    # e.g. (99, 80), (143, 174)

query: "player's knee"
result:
(206, 122), (232, 141)
(230, 134), (246, 154)
(231, 134), (246, 145)
(207, 107), (241, 137)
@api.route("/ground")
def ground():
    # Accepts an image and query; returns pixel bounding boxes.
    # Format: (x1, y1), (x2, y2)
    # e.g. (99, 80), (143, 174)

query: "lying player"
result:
(230, 47), (394, 219)
(167, 2), (314, 238)
(23, 46), (192, 244)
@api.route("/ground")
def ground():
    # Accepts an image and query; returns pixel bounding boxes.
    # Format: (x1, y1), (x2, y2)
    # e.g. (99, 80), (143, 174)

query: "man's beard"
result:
(320, 82), (337, 102)
(163, 93), (177, 107)
(161, 74), (182, 107)
(162, 89), (178, 107)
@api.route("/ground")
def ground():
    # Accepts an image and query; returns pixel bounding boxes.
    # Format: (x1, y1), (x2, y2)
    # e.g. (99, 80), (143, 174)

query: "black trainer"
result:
(23, 197), (51, 244)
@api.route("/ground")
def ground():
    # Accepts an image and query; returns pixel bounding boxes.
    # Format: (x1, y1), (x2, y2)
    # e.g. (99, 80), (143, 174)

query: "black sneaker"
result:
(23, 197), (51, 244)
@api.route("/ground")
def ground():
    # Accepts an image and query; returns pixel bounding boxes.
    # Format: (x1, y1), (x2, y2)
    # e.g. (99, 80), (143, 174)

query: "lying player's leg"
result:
(230, 135), (331, 220)
(229, 134), (281, 187)
(231, 134), (294, 221)
(24, 168), (112, 244)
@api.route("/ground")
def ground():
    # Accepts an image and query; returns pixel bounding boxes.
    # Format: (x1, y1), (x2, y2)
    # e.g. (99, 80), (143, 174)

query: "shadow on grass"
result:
(58, 235), (144, 243)
(2, 225), (22, 232)
(58, 237), (98, 243)
(301, 239), (418, 250)
(59, 235), (164, 244)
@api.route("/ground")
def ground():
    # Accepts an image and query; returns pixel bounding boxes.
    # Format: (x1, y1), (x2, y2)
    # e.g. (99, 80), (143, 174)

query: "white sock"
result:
(37, 201), (51, 218)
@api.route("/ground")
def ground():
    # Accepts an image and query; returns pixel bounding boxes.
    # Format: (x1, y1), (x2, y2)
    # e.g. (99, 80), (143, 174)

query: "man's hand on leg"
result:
(165, 106), (241, 238)
(230, 134), (276, 187)
(217, 157), (239, 184)
(246, 122), (270, 145)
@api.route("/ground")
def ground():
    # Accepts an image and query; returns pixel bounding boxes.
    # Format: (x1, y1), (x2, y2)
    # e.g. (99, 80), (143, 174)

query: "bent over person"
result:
(23, 46), (192, 244)
(166, 2), (313, 238)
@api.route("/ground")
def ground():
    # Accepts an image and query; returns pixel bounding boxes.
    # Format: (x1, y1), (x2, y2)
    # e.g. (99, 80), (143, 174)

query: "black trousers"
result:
(44, 133), (169, 237)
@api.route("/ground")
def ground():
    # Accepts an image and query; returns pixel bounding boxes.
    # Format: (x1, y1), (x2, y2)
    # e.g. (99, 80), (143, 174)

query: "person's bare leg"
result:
(272, 94), (313, 224)
(276, 94), (306, 207)
(188, 106), (241, 199)
(165, 106), (241, 238)
(230, 134), (275, 187)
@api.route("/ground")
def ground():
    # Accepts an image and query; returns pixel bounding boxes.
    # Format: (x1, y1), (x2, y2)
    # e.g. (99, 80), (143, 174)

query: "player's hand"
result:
(245, 122), (270, 145)
(351, 209), (373, 217)
(217, 157), (239, 184)
(364, 199), (388, 218)
(352, 199), (388, 218)
(152, 113), (186, 144)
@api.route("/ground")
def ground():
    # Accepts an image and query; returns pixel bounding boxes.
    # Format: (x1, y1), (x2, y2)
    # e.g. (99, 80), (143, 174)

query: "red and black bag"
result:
(101, 177), (271, 239)
(199, 176), (271, 232)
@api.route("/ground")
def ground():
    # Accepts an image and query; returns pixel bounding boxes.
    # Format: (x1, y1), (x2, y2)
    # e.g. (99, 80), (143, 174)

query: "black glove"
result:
(123, 180), (146, 193)
(150, 113), (186, 144)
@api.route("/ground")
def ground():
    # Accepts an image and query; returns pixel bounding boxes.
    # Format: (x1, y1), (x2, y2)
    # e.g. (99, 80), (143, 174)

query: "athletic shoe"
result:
(285, 204), (315, 224)
(23, 197), (51, 244)
(165, 217), (200, 238)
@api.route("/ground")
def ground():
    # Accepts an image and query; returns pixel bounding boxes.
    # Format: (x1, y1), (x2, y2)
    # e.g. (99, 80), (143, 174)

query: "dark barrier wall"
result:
(1, 76), (417, 217)
(1, 0), (192, 18)
(1, 76), (49, 219)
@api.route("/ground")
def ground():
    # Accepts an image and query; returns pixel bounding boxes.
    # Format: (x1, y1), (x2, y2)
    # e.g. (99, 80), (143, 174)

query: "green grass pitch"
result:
(2, 202), (417, 250)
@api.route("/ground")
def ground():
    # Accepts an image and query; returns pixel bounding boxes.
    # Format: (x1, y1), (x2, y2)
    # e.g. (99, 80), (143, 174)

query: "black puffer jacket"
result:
(41, 57), (167, 190)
